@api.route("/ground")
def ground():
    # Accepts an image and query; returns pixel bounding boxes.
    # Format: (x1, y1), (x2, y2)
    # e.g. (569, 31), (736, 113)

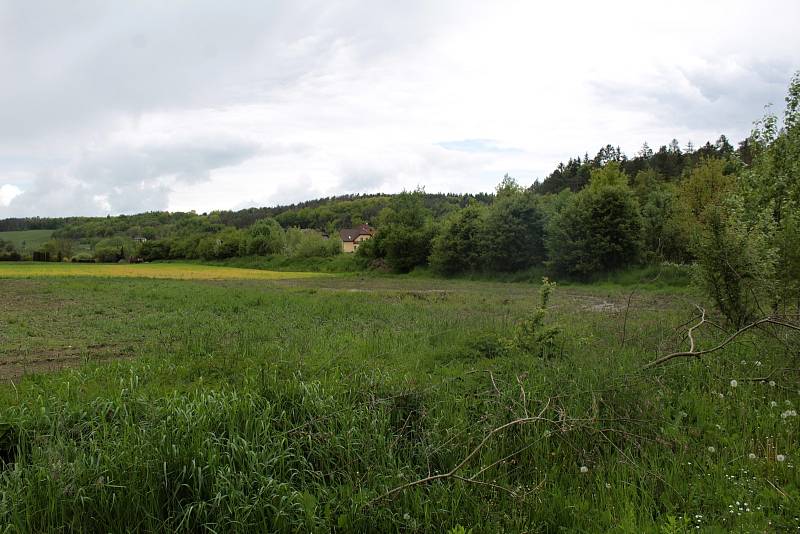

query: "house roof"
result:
(339, 224), (374, 242)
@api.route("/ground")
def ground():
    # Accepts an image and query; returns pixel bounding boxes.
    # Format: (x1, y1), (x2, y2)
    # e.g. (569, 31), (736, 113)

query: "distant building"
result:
(339, 224), (374, 253)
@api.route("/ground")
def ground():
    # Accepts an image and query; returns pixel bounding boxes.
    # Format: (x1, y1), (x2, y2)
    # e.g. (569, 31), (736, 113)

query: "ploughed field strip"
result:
(0, 262), (326, 281)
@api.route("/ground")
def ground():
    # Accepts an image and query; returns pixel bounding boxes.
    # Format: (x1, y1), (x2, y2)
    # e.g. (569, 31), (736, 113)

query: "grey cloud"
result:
(0, 1), (449, 216)
(0, 1), (442, 146)
(73, 137), (261, 185)
(591, 59), (795, 135)
(0, 136), (261, 217)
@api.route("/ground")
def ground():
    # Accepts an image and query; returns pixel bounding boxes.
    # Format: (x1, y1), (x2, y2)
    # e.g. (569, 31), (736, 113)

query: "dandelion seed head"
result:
(730, 380), (738, 388)
(580, 466), (588, 473)
(777, 454), (786, 462)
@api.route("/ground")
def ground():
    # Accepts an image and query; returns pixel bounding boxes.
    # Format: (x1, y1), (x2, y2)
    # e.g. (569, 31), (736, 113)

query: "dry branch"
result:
(370, 399), (554, 504)
(645, 316), (800, 369)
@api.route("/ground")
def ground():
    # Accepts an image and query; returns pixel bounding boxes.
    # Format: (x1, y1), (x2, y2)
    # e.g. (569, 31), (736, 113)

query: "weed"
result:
(510, 277), (561, 357)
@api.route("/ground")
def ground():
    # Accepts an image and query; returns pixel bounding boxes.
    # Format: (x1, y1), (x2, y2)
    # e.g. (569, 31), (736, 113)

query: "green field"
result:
(0, 229), (53, 252)
(0, 263), (797, 531)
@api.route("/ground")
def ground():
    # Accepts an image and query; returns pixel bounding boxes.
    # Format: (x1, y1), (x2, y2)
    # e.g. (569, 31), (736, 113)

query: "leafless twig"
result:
(370, 399), (555, 504)
(645, 316), (800, 369)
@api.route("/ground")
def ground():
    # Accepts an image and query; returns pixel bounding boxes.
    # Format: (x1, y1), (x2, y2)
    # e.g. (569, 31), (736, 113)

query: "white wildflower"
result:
(580, 466), (588, 473)
(777, 454), (786, 462)
(769, 381), (776, 387)
(748, 453), (757, 459)
(707, 446), (716, 453)
(771, 401), (778, 407)
(755, 361), (762, 367)
(730, 380), (738, 388)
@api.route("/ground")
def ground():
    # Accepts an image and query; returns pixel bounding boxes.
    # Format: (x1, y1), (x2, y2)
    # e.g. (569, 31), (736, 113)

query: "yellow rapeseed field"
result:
(0, 262), (326, 281)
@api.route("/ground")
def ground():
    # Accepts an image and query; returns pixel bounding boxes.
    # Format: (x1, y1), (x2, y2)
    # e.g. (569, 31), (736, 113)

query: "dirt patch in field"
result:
(559, 290), (680, 314)
(0, 344), (135, 382)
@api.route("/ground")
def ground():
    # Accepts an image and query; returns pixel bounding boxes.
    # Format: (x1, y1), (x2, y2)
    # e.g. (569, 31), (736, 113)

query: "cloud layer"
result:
(1, 1), (799, 217)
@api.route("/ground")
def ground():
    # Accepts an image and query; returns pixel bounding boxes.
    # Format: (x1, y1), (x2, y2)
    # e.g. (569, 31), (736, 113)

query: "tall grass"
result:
(0, 273), (797, 531)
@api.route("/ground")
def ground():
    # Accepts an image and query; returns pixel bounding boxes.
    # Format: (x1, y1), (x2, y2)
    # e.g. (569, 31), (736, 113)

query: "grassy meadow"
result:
(0, 263), (798, 532)
(0, 230), (53, 253)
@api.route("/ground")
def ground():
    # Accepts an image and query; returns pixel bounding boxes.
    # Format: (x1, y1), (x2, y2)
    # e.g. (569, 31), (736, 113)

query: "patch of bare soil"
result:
(0, 344), (135, 381)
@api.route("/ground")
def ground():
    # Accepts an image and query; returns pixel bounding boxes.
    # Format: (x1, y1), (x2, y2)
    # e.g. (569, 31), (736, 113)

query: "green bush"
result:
(243, 218), (285, 256)
(365, 190), (434, 273)
(510, 278), (560, 357)
(0, 239), (21, 261)
(480, 185), (546, 273)
(692, 199), (777, 327)
(429, 202), (485, 275)
(285, 228), (341, 259)
(546, 170), (643, 278)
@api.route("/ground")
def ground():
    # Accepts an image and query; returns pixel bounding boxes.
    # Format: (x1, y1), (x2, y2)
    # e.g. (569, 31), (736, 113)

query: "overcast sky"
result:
(1, 1), (799, 217)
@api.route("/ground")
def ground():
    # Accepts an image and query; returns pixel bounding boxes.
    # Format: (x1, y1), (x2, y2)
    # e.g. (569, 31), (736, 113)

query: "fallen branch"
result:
(645, 316), (800, 370)
(369, 399), (554, 504)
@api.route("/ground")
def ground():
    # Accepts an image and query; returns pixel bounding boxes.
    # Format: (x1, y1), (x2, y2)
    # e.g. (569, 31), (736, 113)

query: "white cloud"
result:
(0, 1), (799, 217)
(0, 184), (23, 207)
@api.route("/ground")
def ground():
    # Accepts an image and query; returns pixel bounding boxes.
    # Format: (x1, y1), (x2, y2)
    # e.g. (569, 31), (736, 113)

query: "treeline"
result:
(0, 192), (494, 264)
(138, 221), (340, 262)
(362, 73), (800, 327)
(3, 73), (798, 311)
(532, 136), (741, 194)
(2, 193), (490, 238)
(0, 217), (76, 232)
(354, 132), (747, 277)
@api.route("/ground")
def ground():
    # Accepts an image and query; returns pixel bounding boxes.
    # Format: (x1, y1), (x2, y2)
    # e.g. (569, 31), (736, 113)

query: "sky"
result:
(1, 1), (799, 218)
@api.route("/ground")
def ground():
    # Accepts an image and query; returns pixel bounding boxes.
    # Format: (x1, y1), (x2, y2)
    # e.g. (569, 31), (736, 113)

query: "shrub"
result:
(285, 228), (340, 259)
(429, 203), (485, 275)
(511, 278), (560, 357)
(197, 229), (244, 260)
(139, 240), (171, 261)
(546, 177), (642, 277)
(480, 187), (546, 272)
(94, 246), (123, 263)
(0, 239), (21, 261)
(243, 218), (285, 256)
(640, 185), (691, 263)
(692, 199), (777, 327)
(366, 190), (434, 273)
